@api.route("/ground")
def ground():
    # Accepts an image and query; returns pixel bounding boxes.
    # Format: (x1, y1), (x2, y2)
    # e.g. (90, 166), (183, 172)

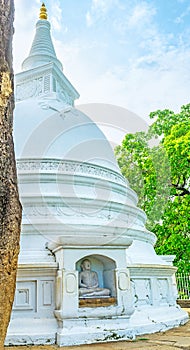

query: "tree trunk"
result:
(0, 0), (22, 348)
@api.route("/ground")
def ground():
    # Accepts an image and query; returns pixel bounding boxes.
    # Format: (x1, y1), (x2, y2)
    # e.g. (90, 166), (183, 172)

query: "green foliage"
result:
(154, 196), (190, 272)
(115, 104), (190, 273)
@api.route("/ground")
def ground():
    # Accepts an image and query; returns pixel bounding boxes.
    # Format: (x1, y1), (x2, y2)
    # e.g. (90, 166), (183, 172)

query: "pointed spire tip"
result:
(39, 2), (48, 20)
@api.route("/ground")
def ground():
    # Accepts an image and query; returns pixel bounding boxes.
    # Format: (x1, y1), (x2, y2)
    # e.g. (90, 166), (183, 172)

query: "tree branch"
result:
(172, 183), (190, 196)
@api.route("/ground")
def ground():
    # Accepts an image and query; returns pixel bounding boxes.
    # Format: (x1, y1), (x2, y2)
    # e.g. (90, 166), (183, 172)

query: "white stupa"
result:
(6, 3), (188, 346)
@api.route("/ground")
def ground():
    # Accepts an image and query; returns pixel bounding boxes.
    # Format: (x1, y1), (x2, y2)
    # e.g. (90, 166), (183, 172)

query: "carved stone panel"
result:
(16, 77), (43, 101)
(131, 278), (151, 306)
(66, 273), (77, 294)
(13, 281), (36, 311)
(157, 278), (169, 304)
(42, 281), (53, 306)
(118, 271), (130, 291)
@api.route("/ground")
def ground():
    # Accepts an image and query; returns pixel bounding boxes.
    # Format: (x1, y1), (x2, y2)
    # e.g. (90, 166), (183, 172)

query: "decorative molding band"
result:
(128, 264), (177, 276)
(16, 76), (44, 101)
(15, 62), (79, 103)
(16, 159), (129, 187)
(16, 263), (58, 277)
(21, 204), (145, 228)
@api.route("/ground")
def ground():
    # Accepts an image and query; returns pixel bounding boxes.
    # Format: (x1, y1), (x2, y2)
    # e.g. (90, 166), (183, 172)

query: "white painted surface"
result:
(6, 11), (188, 347)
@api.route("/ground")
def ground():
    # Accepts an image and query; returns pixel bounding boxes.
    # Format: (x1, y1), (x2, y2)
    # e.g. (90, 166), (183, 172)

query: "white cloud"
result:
(13, 0), (190, 125)
(92, 0), (116, 12)
(86, 11), (93, 27)
(128, 1), (156, 28)
(86, 0), (118, 26)
(113, 1), (157, 38)
(13, 0), (66, 72)
(13, 0), (40, 72)
(74, 35), (190, 120)
(175, 5), (190, 24)
(49, 0), (64, 32)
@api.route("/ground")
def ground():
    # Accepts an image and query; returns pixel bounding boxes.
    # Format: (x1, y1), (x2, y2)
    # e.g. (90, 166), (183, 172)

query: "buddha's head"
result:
(81, 259), (91, 271)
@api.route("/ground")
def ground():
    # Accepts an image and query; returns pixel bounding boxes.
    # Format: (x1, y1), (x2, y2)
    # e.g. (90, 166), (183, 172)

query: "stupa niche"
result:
(6, 3), (188, 347)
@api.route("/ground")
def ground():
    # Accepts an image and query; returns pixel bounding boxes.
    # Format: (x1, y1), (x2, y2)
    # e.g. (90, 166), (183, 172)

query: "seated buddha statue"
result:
(79, 259), (110, 297)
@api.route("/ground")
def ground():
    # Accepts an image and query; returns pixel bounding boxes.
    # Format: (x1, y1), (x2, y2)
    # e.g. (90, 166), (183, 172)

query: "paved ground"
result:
(6, 310), (190, 350)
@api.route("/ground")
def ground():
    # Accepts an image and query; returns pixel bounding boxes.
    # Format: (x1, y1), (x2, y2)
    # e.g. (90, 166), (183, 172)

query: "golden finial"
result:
(39, 2), (48, 20)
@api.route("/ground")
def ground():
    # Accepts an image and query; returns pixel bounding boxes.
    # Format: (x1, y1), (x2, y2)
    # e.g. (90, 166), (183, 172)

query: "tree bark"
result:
(0, 0), (22, 348)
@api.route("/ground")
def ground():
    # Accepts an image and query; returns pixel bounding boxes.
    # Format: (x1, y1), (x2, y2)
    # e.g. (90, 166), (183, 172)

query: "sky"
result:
(13, 0), (190, 121)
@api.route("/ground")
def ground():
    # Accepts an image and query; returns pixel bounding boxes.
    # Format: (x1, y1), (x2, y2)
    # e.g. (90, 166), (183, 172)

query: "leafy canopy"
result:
(115, 104), (190, 273)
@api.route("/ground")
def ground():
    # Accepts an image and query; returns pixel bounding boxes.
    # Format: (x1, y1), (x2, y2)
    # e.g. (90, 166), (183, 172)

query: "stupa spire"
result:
(21, 3), (63, 71)
(39, 2), (48, 20)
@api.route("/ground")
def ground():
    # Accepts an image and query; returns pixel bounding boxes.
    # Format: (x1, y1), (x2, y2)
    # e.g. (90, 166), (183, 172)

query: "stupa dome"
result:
(14, 99), (120, 173)
(13, 2), (156, 249)
(14, 93), (150, 247)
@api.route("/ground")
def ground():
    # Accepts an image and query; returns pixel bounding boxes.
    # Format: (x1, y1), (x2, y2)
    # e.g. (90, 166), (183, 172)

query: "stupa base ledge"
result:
(5, 318), (57, 346)
(55, 306), (188, 347)
(5, 305), (188, 346)
(129, 305), (189, 337)
(56, 321), (135, 347)
(5, 335), (56, 347)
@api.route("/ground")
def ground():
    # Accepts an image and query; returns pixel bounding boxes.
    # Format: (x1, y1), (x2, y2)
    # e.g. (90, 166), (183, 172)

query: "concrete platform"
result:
(5, 309), (190, 350)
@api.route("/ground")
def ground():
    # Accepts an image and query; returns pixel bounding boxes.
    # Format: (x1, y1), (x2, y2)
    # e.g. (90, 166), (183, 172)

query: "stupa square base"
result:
(56, 318), (135, 346)
(130, 305), (188, 334)
(56, 306), (188, 347)
(5, 305), (188, 346)
(5, 318), (57, 346)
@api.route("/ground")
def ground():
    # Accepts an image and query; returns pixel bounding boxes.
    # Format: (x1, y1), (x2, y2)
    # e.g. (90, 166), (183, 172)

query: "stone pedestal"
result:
(48, 243), (134, 346)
